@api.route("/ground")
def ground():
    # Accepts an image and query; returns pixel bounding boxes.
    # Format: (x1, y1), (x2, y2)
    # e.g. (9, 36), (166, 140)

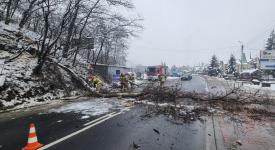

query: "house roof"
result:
(241, 69), (259, 74)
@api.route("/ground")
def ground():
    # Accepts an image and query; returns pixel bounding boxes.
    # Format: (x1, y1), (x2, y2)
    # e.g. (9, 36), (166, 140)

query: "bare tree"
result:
(62, 0), (82, 58)
(2, 0), (143, 75)
(93, 14), (142, 65)
(33, 0), (73, 74)
(72, 0), (101, 66)
(18, 0), (47, 29)
(32, 0), (51, 75)
(4, 0), (12, 24)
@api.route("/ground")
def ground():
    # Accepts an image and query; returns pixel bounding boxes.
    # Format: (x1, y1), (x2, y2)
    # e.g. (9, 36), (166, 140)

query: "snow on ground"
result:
(0, 22), (18, 33)
(243, 82), (275, 91)
(0, 91), (65, 111)
(49, 98), (131, 118)
(167, 76), (180, 80)
(0, 22), (94, 110)
(135, 79), (145, 85)
(204, 75), (275, 98)
(0, 50), (71, 109)
(0, 21), (40, 40)
(207, 75), (275, 91)
(241, 69), (258, 74)
(221, 77), (275, 93)
(1, 51), (37, 79)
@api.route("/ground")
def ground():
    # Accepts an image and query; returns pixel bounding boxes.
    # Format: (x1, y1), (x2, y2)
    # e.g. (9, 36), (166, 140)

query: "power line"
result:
(132, 44), (240, 53)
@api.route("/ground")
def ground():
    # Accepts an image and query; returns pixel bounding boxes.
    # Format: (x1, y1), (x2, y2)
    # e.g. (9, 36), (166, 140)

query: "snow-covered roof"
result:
(241, 69), (259, 74)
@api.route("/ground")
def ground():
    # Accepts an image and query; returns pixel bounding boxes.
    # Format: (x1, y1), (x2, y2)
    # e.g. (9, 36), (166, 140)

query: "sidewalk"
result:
(202, 75), (275, 150)
(213, 114), (275, 150)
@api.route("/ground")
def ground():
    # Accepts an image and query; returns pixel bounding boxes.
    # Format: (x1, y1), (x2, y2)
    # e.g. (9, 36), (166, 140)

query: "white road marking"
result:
(83, 112), (116, 126)
(38, 112), (122, 150)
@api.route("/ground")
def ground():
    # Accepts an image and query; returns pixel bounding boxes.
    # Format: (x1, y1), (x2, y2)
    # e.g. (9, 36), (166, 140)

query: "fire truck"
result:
(146, 65), (166, 81)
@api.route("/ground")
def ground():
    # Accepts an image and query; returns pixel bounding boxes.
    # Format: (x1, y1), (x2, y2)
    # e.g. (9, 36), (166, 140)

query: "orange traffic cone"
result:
(22, 123), (43, 150)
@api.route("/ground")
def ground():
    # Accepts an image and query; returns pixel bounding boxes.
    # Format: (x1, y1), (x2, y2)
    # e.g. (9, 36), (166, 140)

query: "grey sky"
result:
(127, 0), (275, 67)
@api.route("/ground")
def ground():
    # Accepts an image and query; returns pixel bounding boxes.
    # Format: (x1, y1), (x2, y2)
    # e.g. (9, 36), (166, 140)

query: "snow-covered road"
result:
(48, 98), (133, 119)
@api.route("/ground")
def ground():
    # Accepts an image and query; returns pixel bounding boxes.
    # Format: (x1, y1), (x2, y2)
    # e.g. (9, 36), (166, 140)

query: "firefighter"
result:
(88, 75), (103, 92)
(158, 74), (166, 87)
(88, 75), (95, 85)
(120, 73), (128, 92)
(93, 77), (103, 92)
(129, 73), (135, 89)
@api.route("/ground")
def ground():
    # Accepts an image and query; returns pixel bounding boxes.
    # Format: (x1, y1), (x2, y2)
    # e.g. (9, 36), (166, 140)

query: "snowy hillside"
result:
(0, 22), (90, 110)
(0, 0), (141, 111)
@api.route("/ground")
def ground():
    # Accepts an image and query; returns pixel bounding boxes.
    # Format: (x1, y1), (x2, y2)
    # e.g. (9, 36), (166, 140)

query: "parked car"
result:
(181, 74), (192, 81)
(240, 69), (262, 81)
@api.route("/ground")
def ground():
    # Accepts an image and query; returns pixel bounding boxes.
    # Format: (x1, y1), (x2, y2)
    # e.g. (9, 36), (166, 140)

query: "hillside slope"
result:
(0, 22), (94, 111)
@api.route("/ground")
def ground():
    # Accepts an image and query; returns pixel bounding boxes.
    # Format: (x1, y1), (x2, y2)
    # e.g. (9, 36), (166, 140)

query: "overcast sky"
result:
(127, 0), (275, 67)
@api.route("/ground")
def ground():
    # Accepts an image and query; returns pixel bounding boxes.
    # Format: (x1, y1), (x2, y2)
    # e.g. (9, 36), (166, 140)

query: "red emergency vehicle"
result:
(146, 65), (166, 80)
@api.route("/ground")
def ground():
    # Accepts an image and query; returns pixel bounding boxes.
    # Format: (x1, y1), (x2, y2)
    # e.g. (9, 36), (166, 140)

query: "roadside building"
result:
(193, 63), (208, 74)
(236, 52), (260, 72)
(237, 63), (250, 72)
(260, 50), (275, 79)
(260, 50), (275, 70)
(237, 51), (249, 72)
(91, 64), (132, 82)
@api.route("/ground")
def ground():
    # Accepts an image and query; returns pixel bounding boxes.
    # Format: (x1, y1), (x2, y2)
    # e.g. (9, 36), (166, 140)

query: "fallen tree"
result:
(136, 82), (275, 123)
(51, 60), (96, 94)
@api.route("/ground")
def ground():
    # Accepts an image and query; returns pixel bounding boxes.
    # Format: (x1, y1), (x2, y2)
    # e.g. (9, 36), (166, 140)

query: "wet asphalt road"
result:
(0, 111), (99, 150)
(0, 76), (209, 150)
(0, 107), (206, 150)
(167, 75), (208, 93)
(46, 107), (206, 150)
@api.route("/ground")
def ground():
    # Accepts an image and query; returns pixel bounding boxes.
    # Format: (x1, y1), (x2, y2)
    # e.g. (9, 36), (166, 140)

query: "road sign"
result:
(260, 59), (275, 70)
(260, 50), (275, 59)
(260, 50), (275, 70)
